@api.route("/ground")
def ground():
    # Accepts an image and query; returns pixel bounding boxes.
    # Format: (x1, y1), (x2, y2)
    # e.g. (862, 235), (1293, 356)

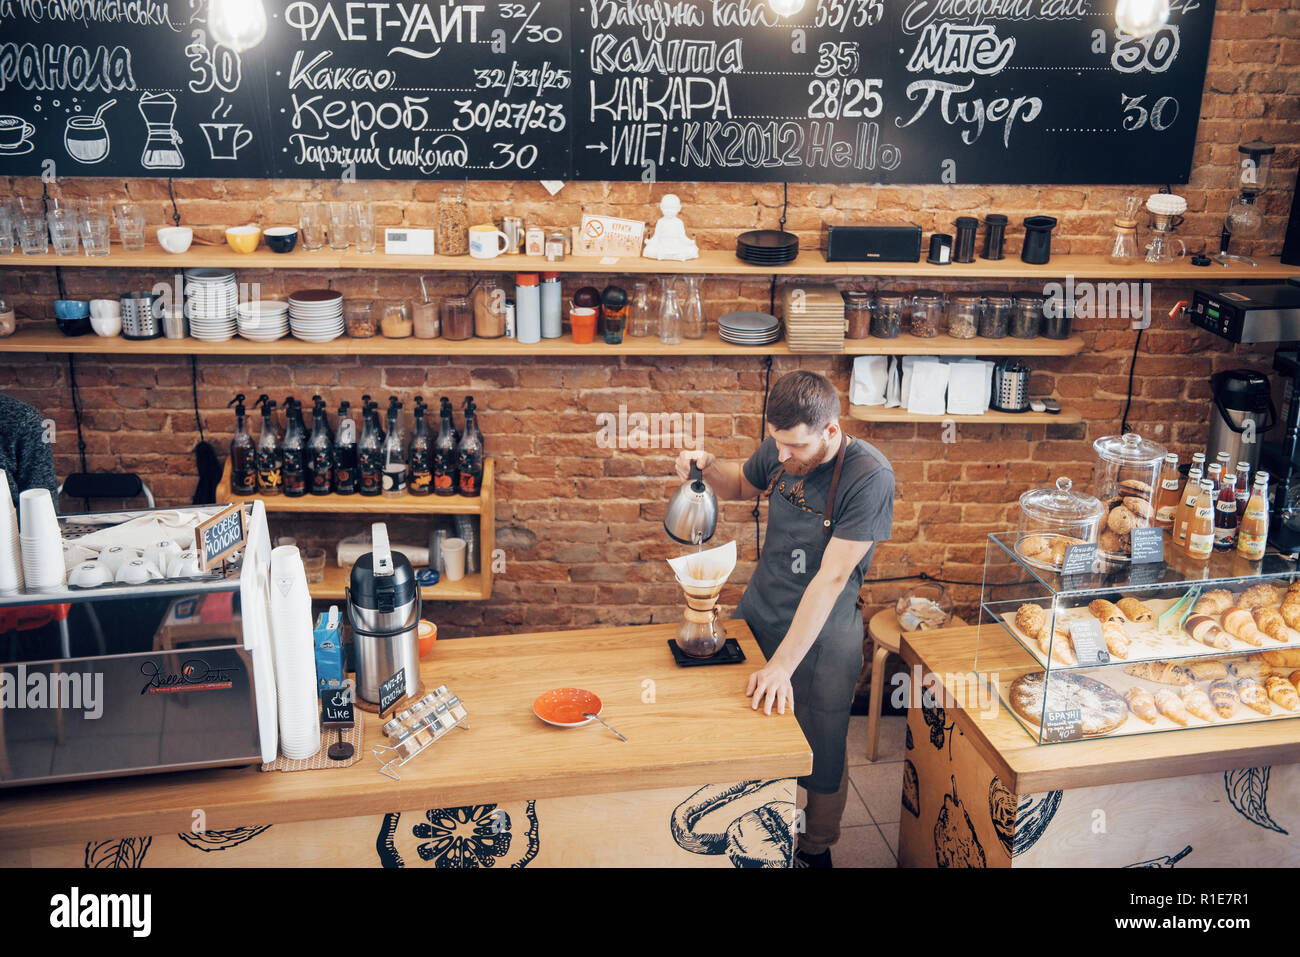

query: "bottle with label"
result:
(253, 395), (282, 495)
(1172, 465), (1203, 547)
(1213, 473), (1238, 551)
(433, 396), (459, 497)
(408, 396), (433, 496)
(358, 398), (384, 497)
(1153, 453), (1181, 528)
(333, 400), (357, 495)
(1205, 462), (1223, 494)
(382, 397), (407, 496)
(457, 396), (484, 497)
(227, 393), (256, 496)
(1185, 479), (1216, 560)
(307, 395), (334, 496)
(1233, 462), (1252, 515)
(281, 397), (308, 498)
(1214, 451), (1232, 478)
(1237, 472), (1270, 560)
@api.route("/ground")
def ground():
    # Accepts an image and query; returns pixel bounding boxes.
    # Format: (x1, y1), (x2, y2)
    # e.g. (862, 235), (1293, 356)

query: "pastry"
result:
(1209, 678), (1239, 718)
(1184, 615), (1232, 650)
(1049, 538), (1074, 566)
(1107, 505), (1138, 536)
(1102, 621), (1130, 659)
(1124, 661), (1194, 686)
(1252, 606), (1289, 642)
(1009, 672), (1127, 736)
(1187, 659), (1228, 681)
(1237, 677), (1273, 715)
(1193, 589), (1234, 616)
(1290, 669), (1300, 694)
(1262, 649), (1300, 668)
(1123, 497), (1155, 521)
(1281, 598), (1300, 630)
(1088, 599), (1125, 624)
(1118, 479), (1153, 498)
(1117, 597), (1152, 622)
(1222, 607), (1263, 647)
(1039, 627), (1077, 667)
(1017, 536), (1052, 562)
(1238, 582), (1281, 610)
(1227, 653), (1273, 679)
(1154, 689), (1191, 726)
(1265, 675), (1300, 712)
(1180, 684), (1215, 722)
(1125, 686), (1159, 723)
(1099, 529), (1124, 554)
(1015, 603), (1047, 638)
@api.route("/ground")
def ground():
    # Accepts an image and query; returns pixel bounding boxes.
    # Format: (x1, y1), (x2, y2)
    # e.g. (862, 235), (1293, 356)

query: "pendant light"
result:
(1115, 0), (1170, 37)
(209, 0), (268, 52)
(769, 0), (806, 16)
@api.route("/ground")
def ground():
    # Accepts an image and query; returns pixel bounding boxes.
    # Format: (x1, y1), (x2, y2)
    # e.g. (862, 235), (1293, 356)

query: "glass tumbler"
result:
(79, 207), (111, 257)
(113, 202), (146, 251)
(48, 208), (80, 256)
(18, 213), (47, 255)
(328, 202), (354, 251)
(0, 207), (13, 255)
(299, 202), (327, 251)
(353, 200), (377, 254)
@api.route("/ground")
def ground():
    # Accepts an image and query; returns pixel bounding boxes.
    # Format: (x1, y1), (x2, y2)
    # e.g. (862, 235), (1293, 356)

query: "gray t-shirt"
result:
(743, 436), (894, 576)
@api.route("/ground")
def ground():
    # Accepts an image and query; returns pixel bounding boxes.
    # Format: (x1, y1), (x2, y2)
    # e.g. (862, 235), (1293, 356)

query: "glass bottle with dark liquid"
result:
(433, 396), (459, 497)
(382, 396), (407, 496)
(358, 397), (384, 497)
(457, 395), (484, 497)
(408, 396), (433, 496)
(253, 394), (282, 494)
(282, 396), (308, 498)
(1213, 473), (1239, 551)
(333, 400), (357, 494)
(307, 394), (334, 496)
(227, 393), (256, 495)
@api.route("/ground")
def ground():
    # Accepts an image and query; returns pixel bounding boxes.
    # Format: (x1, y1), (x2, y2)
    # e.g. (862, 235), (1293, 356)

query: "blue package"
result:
(314, 605), (345, 693)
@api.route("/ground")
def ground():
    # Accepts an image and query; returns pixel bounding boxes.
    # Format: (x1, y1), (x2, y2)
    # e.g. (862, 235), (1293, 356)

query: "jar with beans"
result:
(947, 294), (982, 339)
(345, 300), (375, 338)
(910, 290), (946, 338)
(843, 291), (871, 339)
(871, 294), (905, 339)
(1010, 294), (1044, 339)
(436, 187), (469, 256)
(979, 292), (1013, 339)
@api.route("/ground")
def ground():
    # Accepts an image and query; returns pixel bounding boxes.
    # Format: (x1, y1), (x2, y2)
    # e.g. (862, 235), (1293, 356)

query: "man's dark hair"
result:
(765, 371), (840, 432)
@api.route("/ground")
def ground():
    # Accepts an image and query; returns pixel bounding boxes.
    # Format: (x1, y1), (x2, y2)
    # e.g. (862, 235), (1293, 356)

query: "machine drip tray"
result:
(667, 638), (747, 667)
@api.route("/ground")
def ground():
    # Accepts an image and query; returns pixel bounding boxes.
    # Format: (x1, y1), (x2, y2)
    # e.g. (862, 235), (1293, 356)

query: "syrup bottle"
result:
(282, 396), (308, 498)
(333, 400), (357, 495)
(456, 396), (484, 497)
(358, 397), (383, 497)
(408, 396), (433, 496)
(227, 393), (256, 496)
(382, 396), (407, 496)
(253, 394), (282, 495)
(433, 396), (459, 497)
(307, 395), (334, 496)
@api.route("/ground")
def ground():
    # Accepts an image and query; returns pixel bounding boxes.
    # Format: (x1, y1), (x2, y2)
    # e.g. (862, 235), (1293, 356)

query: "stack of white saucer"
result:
(238, 299), (290, 342)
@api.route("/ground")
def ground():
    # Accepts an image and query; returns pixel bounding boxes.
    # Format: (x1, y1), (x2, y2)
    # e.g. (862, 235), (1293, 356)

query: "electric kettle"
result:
(664, 463), (718, 545)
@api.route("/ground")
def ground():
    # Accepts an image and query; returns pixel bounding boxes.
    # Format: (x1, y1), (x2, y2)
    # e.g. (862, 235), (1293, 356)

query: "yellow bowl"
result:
(225, 226), (261, 254)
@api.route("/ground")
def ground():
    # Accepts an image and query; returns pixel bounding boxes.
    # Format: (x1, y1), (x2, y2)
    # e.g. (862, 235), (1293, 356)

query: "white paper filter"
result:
(667, 540), (738, 589)
(268, 546), (320, 759)
(0, 471), (22, 591)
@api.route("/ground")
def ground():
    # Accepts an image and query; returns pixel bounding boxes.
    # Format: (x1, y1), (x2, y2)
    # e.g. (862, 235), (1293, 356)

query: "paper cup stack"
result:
(268, 545), (321, 759)
(0, 471), (22, 591)
(19, 488), (64, 590)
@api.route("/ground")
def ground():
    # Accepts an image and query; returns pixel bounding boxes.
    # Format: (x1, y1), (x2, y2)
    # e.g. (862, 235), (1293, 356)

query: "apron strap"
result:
(823, 433), (848, 537)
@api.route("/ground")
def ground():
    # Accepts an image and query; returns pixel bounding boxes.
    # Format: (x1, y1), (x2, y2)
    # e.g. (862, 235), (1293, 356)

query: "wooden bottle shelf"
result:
(849, 405), (1081, 424)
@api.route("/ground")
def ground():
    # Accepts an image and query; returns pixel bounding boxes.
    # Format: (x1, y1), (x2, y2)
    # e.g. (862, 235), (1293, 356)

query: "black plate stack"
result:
(736, 230), (799, 266)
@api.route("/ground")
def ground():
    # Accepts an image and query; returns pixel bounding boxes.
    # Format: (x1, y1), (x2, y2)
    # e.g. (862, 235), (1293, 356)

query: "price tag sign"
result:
(194, 503), (245, 571)
(1068, 618), (1111, 666)
(1041, 707), (1084, 743)
(321, 688), (355, 730)
(1127, 561), (1164, 587)
(378, 669), (407, 717)
(1060, 542), (1098, 576)
(1129, 527), (1166, 564)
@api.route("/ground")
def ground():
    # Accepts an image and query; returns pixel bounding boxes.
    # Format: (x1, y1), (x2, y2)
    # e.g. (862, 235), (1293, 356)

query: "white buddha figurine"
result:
(642, 193), (699, 261)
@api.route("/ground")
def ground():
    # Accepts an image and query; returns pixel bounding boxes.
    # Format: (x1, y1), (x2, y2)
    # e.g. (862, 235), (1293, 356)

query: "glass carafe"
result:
(630, 281), (653, 337)
(1145, 230), (1186, 265)
(1108, 195), (1143, 265)
(659, 285), (683, 345)
(677, 607), (725, 658)
(680, 275), (705, 339)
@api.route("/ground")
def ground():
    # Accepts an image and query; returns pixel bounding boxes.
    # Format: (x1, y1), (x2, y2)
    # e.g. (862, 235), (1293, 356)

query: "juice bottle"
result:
(1237, 473), (1270, 560)
(1154, 453), (1181, 528)
(1206, 462), (1222, 493)
(1213, 473), (1238, 551)
(1173, 465), (1203, 547)
(1185, 479), (1216, 560)
(1233, 462), (1252, 515)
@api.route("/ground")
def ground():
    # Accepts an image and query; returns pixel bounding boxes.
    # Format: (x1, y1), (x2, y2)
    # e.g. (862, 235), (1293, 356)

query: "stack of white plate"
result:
(238, 299), (290, 342)
(288, 289), (344, 342)
(0, 471), (23, 591)
(269, 545), (322, 759)
(185, 268), (239, 342)
(718, 311), (782, 346)
(781, 285), (846, 353)
(18, 488), (64, 590)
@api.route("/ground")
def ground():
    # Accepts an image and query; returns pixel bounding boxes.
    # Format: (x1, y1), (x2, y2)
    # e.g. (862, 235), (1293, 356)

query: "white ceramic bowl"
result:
(116, 558), (162, 584)
(157, 226), (193, 254)
(69, 560), (112, 588)
(99, 544), (139, 575)
(168, 551), (202, 578)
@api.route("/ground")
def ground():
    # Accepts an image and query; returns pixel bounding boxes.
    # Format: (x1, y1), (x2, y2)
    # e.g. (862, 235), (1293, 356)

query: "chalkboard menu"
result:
(0, 0), (1216, 184)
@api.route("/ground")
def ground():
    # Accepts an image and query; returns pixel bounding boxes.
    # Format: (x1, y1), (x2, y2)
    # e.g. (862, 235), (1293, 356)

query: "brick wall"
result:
(1, 0), (1298, 637)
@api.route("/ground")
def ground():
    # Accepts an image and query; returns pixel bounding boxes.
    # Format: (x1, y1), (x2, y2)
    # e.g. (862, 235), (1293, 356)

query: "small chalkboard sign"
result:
(1126, 562), (1165, 587)
(1042, 708), (1084, 743)
(378, 669), (407, 717)
(1060, 543), (1099, 577)
(321, 689), (355, 729)
(195, 503), (246, 571)
(1068, 619), (1111, 667)
(1130, 527), (1166, 565)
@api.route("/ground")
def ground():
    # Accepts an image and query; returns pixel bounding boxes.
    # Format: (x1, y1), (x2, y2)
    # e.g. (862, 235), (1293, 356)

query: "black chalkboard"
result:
(0, 0), (1216, 184)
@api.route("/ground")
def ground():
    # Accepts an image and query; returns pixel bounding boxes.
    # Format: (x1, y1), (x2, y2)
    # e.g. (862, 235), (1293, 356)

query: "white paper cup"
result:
(0, 471), (21, 591)
(21, 535), (65, 589)
(18, 488), (59, 540)
(69, 560), (111, 588)
(442, 537), (466, 581)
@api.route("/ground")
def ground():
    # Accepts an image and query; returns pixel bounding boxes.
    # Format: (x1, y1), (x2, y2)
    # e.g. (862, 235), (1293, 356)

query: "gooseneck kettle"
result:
(664, 463), (718, 545)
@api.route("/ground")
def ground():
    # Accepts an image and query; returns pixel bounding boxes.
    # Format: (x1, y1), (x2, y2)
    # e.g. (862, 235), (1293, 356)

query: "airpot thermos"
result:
(346, 523), (421, 706)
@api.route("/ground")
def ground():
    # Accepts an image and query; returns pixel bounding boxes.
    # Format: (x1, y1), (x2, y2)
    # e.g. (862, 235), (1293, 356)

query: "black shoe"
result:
(793, 848), (832, 869)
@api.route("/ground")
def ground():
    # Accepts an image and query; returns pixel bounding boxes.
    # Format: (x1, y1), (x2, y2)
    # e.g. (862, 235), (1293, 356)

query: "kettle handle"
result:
(688, 461), (704, 484)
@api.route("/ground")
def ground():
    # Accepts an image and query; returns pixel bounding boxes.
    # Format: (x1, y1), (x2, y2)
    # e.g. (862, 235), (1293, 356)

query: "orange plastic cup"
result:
(570, 306), (597, 344)
(418, 619), (437, 657)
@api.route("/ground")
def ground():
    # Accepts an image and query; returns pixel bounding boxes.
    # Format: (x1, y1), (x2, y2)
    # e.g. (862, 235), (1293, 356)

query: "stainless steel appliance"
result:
(1207, 370), (1276, 474)
(346, 523), (420, 706)
(1190, 283), (1300, 343)
(664, 463), (718, 545)
(991, 359), (1031, 413)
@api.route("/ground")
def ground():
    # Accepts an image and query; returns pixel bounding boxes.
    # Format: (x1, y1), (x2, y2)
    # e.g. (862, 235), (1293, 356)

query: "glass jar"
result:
(413, 296), (440, 339)
(910, 290), (945, 338)
(345, 300), (375, 338)
(947, 294), (982, 339)
(381, 302), (412, 338)
(1092, 432), (1167, 563)
(472, 279), (505, 338)
(0, 296), (14, 338)
(1041, 294), (1073, 340)
(871, 294), (904, 339)
(1015, 476), (1105, 571)
(436, 187), (469, 256)
(1010, 295), (1043, 339)
(843, 291), (871, 339)
(442, 294), (473, 340)
(979, 292), (1013, 339)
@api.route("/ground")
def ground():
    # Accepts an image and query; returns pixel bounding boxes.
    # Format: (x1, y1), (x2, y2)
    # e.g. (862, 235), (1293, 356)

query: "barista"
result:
(675, 371), (894, 867)
(0, 393), (57, 506)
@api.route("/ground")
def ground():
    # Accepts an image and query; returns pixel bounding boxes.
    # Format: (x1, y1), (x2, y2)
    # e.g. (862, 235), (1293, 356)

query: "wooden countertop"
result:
(901, 625), (1300, 795)
(0, 621), (811, 849)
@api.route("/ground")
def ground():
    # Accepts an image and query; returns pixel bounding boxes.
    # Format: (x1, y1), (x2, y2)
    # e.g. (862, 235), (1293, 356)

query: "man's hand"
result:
(675, 449), (715, 482)
(746, 660), (794, 715)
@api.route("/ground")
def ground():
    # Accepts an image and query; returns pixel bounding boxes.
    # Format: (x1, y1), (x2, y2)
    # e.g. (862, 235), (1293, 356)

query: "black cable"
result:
(753, 354), (774, 558)
(779, 181), (788, 234)
(1119, 327), (1144, 435)
(190, 356), (205, 443)
(168, 177), (181, 226)
(868, 571), (987, 587)
(768, 274), (777, 316)
(67, 356), (89, 510)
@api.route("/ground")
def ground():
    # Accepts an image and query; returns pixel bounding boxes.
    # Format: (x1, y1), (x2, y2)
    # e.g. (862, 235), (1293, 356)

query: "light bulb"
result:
(209, 0), (268, 52)
(769, 0), (806, 16)
(1115, 0), (1170, 37)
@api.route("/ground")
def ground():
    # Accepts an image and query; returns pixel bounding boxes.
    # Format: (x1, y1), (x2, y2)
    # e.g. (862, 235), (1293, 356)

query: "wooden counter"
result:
(0, 621), (812, 867)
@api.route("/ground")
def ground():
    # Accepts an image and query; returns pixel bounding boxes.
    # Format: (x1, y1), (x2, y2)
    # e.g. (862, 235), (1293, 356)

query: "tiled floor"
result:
(795, 713), (906, 868)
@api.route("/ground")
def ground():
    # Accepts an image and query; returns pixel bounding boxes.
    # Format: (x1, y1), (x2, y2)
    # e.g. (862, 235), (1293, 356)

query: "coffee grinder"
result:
(1213, 141), (1274, 268)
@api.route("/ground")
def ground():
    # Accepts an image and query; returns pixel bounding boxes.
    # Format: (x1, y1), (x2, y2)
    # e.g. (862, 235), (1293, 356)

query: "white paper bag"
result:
(907, 359), (950, 416)
(849, 355), (889, 406)
(885, 357), (902, 408)
(899, 356), (919, 409)
(946, 360), (990, 416)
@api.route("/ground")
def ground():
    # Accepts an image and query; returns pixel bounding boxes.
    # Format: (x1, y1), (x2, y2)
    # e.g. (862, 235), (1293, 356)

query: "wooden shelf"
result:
(849, 405), (1082, 424)
(1, 326), (1085, 358)
(216, 459), (492, 514)
(1, 245), (1294, 279)
(310, 564), (486, 601)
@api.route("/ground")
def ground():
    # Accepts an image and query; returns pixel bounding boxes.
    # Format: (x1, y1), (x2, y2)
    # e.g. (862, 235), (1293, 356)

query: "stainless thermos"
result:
(346, 523), (421, 706)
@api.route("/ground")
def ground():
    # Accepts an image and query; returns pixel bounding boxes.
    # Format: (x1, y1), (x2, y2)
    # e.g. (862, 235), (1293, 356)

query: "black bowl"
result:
(56, 315), (92, 337)
(265, 227), (299, 254)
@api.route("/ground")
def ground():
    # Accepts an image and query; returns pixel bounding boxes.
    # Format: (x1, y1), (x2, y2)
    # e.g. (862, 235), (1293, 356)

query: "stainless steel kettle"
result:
(664, 463), (718, 545)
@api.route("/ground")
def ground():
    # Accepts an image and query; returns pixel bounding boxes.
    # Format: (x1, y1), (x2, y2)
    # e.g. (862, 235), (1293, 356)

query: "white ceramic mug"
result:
(469, 224), (511, 259)
(69, 560), (111, 588)
(99, 544), (139, 575)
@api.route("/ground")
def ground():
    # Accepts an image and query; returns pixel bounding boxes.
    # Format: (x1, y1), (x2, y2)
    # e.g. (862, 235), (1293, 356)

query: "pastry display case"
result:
(978, 531), (1300, 744)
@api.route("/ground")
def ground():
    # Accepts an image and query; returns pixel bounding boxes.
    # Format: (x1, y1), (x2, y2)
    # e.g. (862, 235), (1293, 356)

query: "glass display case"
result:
(978, 531), (1300, 744)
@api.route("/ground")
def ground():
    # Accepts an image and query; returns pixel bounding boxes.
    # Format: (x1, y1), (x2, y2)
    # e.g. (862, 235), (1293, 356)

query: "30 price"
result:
(499, 2), (561, 43)
(186, 29), (241, 94)
(1120, 93), (1178, 131)
(807, 78), (883, 119)
(490, 141), (539, 170)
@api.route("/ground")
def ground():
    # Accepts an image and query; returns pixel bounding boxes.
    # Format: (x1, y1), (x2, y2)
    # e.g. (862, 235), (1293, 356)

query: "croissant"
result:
(1222, 606), (1263, 647)
(1262, 649), (1300, 668)
(1184, 615), (1232, 650)
(1252, 606), (1289, 642)
(1102, 622), (1130, 659)
(1154, 689), (1191, 726)
(1280, 600), (1300, 631)
(1187, 659), (1228, 681)
(1238, 582), (1281, 610)
(1291, 670), (1300, 694)
(1088, 599), (1125, 624)
(1125, 686), (1159, 723)
(1265, 676), (1300, 712)
(1180, 684), (1215, 722)
(1193, 589), (1234, 616)
(1117, 597), (1152, 623)
(1039, 628), (1077, 666)
(1209, 678), (1239, 718)
(1125, 661), (1194, 686)
(1015, 603), (1047, 638)
(1228, 654), (1274, 679)
(1237, 677), (1273, 715)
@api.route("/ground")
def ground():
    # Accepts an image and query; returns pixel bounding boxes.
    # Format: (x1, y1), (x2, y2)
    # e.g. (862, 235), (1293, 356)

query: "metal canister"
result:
(502, 216), (524, 255)
(346, 524), (421, 706)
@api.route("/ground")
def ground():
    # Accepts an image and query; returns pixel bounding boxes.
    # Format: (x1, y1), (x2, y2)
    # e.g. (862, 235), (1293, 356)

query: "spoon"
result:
(584, 713), (627, 742)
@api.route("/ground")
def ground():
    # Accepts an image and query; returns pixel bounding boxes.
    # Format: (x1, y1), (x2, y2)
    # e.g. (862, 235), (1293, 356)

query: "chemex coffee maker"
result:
(666, 541), (737, 660)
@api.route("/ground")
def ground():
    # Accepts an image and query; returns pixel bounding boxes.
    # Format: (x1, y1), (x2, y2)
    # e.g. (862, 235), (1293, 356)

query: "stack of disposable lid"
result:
(781, 285), (845, 353)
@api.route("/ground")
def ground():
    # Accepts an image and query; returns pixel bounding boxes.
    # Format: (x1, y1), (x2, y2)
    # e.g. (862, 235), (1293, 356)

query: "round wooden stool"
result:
(865, 607), (965, 762)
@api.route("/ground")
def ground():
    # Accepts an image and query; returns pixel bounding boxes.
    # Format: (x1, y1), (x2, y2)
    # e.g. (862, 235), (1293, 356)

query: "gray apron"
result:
(735, 437), (863, 794)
